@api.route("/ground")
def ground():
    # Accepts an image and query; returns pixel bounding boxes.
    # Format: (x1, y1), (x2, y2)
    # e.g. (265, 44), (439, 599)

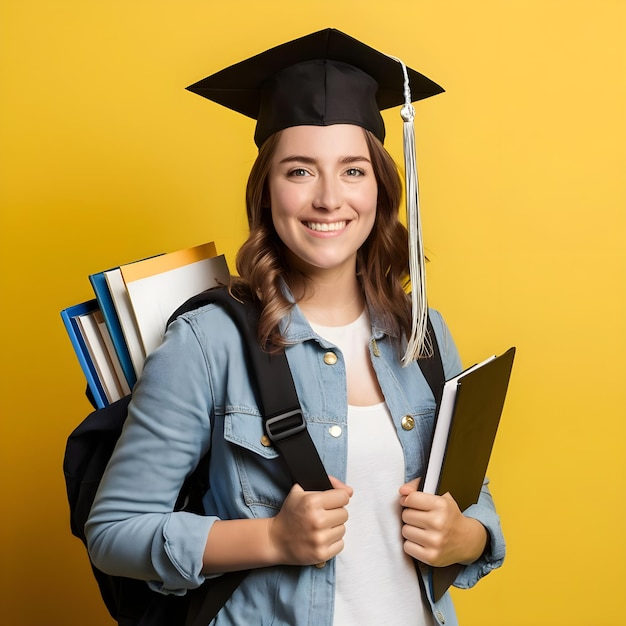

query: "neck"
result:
(293, 268), (365, 327)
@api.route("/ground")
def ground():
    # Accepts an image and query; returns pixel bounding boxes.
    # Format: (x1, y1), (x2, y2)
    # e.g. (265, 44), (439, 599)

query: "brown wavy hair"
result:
(231, 127), (412, 351)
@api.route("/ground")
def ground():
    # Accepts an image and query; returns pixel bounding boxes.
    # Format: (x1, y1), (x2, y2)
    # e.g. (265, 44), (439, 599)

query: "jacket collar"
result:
(277, 281), (399, 344)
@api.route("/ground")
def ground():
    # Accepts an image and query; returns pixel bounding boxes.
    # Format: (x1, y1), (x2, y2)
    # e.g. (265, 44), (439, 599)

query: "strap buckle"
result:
(265, 409), (306, 443)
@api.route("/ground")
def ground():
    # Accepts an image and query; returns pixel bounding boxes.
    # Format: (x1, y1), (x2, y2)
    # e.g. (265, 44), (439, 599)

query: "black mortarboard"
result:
(186, 28), (443, 147)
(187, 28), (443, 363)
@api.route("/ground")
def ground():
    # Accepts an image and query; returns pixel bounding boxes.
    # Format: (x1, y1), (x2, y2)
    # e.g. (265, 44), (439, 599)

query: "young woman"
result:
(86, 29), (505, 625)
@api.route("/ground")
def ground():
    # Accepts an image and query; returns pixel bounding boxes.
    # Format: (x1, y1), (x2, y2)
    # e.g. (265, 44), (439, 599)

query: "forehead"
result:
(272, 124), (371, 159)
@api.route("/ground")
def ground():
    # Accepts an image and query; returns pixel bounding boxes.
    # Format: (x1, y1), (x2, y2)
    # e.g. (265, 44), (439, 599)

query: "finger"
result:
(401, 506), (429, 529)
(315, 487), (351, 511)
(322, 517), (350, 559)
(288, 482), (306, 497)
(401, 521), (442, 565)
(440, 491), (458, 507)
(322, 506), (349, 529)
(402, 536), (433, 564)
(401, 520), (429, 546)
(315, 535), (346, 564)
(398, 477), (421, 496)
(297, 490), (350, 530)
(328, 475), (354, 497)
(400, 486), (438, 509)
(305, 515), (349, 565)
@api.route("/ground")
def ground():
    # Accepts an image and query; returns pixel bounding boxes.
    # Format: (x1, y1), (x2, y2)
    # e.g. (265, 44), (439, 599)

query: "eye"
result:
(345, 167), (365, 177)
(288, 167), (311, 177)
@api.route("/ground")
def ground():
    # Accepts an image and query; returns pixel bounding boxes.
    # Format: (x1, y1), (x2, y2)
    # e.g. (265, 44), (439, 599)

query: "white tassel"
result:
(391, 57), (431, 365)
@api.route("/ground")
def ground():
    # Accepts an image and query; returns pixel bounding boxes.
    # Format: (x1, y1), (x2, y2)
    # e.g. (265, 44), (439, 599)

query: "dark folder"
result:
(423, 346), (516, 602)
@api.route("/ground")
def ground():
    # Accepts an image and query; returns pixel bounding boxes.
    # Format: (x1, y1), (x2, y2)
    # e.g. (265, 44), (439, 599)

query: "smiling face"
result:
(267, 124), (378, 279)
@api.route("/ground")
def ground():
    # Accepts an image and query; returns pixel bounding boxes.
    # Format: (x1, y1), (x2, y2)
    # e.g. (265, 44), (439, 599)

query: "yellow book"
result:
(120, 242), (230, 367)
(120, 241), (217, 282)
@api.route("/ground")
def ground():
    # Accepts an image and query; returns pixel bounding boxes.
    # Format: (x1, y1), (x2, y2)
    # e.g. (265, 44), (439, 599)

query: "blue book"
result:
(89, 270), (137, 388)
(60, 300), (108, 409)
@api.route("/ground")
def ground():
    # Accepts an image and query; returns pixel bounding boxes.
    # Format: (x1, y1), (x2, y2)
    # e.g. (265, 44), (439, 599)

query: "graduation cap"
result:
(187, 28), (443, 362)
(186, 28), (443, 147)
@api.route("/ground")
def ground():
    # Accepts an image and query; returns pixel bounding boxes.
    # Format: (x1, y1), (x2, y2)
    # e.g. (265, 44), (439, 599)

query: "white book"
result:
(120, 243), (230, 359)
(105, 268), (147, 377)
(97, 317), (131, 396)
(422, 355), (497, 495)
(76, 310), (127, 404)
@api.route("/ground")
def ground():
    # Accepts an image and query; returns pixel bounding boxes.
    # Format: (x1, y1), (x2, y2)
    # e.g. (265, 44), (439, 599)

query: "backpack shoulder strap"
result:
(417, 316), (445, 407)
(168, 286), (332, 492)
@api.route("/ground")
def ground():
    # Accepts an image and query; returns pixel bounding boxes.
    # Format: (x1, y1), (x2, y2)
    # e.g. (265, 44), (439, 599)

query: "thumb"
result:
(399, 477), (421, 496)
(329, 475), (354, 498)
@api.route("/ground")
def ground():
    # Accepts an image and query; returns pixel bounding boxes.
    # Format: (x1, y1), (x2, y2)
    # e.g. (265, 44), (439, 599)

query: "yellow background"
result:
(1, 1), (624, 625)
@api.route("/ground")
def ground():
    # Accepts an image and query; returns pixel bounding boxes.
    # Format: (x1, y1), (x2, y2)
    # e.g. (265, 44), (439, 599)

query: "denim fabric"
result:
(86, 301), (505, 626)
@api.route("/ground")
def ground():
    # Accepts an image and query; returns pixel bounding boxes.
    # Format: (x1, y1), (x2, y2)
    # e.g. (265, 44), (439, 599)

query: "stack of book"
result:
(61, 241), (230, 408)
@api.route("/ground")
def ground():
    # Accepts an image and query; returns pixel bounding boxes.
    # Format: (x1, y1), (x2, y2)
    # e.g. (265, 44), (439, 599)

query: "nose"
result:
(312, 175), (342, 211)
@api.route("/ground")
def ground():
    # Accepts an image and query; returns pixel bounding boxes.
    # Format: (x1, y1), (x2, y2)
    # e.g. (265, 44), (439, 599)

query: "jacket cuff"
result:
(148, 512), (216, 594)
(453, 501), (506, 589)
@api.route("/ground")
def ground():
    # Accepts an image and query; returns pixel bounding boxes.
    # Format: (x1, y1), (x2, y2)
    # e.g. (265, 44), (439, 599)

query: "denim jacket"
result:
(86, 301), (505, 626)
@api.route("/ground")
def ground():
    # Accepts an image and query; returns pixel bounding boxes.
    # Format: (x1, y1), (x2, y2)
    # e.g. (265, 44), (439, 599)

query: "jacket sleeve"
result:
(454, 478), (506, 588)
(85, 315), (218, 594)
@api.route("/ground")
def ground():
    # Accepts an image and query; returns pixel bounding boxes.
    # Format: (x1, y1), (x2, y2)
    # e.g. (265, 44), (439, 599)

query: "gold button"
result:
(314, 561), (327, 569)
(435, 610), (445, 623)
(260, 435), (272, 447)
(323, 352), (338, 365)
(401, 415), (415, 431)
(329, 425), (342, 438)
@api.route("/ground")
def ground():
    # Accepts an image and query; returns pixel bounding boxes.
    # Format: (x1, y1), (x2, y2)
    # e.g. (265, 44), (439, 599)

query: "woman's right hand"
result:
(268, 475), (353, 566)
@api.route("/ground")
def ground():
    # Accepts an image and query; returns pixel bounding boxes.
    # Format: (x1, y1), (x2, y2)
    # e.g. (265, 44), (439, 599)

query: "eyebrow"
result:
(278, 155), (372, 165)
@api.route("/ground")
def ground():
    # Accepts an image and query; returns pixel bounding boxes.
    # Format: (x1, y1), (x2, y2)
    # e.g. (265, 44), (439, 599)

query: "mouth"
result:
(303, 220), (347, 232)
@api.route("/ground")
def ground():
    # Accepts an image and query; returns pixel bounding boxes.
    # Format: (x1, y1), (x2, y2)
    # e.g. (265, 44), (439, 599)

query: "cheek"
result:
(360, 189), (378, 240)
(269, 186), (307, 229)
(269, 196), (297, 245)
(361, 184), (378, 222)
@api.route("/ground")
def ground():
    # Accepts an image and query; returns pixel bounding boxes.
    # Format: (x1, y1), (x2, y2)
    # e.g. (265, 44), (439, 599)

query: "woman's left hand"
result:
(399, 479), (488, 567)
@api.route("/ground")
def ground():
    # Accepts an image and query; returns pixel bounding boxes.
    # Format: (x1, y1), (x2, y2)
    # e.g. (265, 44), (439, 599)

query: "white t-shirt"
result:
(309, 312), (433, 626)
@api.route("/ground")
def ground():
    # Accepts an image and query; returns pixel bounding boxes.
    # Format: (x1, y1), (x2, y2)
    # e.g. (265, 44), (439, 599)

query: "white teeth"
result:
(305, 221), (346, 232)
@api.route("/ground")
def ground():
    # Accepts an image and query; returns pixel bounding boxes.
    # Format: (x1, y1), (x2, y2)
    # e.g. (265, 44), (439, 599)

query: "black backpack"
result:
(63, 287), (444, 626)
